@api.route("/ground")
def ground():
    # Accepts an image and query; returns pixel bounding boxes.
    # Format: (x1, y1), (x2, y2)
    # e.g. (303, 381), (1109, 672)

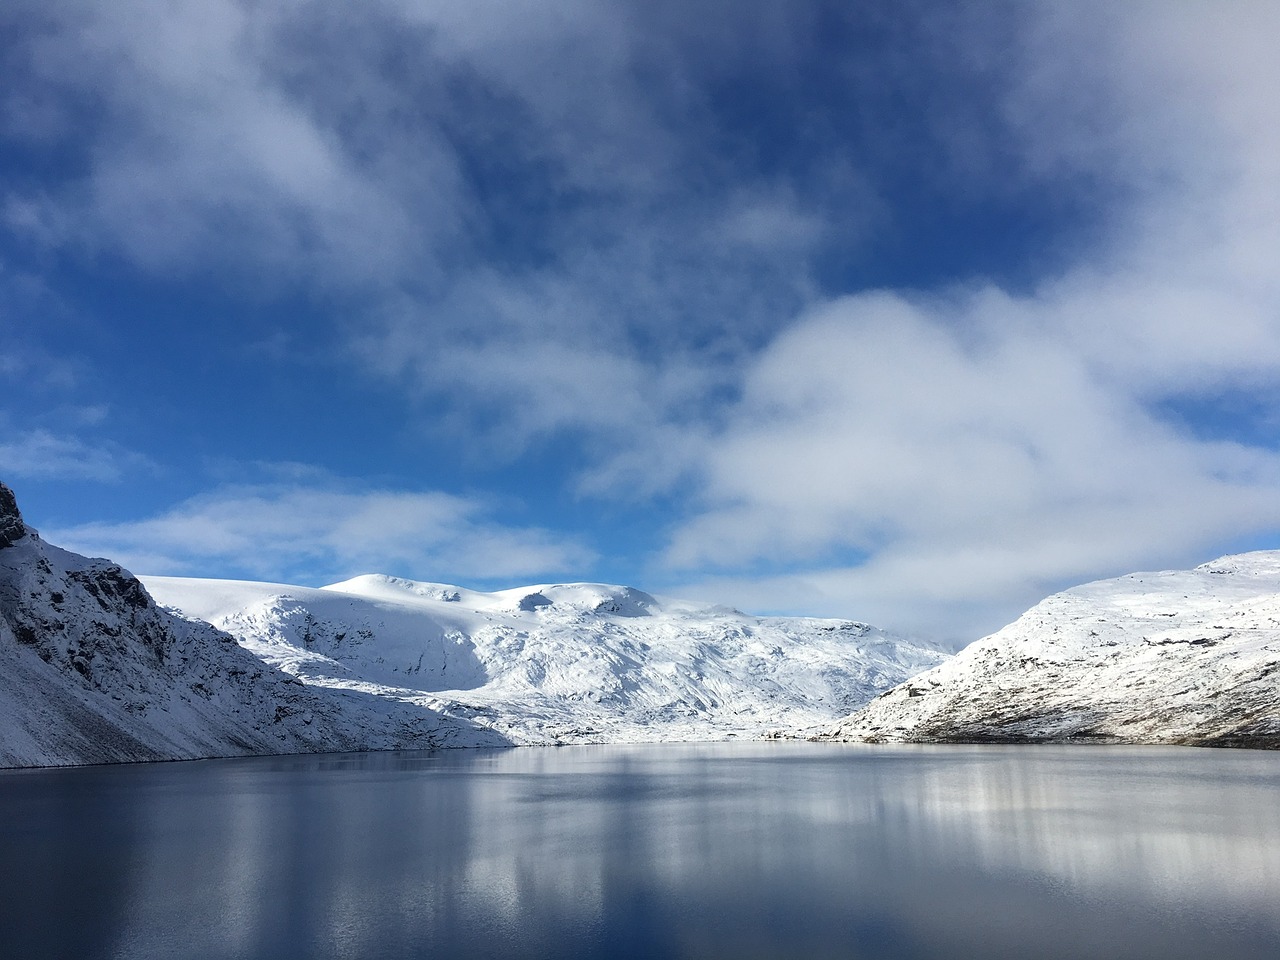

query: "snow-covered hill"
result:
(0, 483), (502, 768)
(817, 553), (1280, 748)
(143, 572), (947, 745)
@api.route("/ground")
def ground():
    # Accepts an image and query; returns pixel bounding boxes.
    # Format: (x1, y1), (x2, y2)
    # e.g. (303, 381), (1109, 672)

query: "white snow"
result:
(817, 551), (1280, 747)
(8, 466), (1280, 764)
(0, 492), (507, 768)
(2, 469), (945, 768)
(142, 573), (947, 746)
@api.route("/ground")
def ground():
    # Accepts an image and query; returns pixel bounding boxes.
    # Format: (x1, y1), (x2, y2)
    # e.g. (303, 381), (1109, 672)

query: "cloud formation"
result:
(4, 1), (1280, 640)
(657, 2), (1280, 636)
(667, 286), (1280, 637)
(0, 429), (152, 482)
(50, 481), (595, 586)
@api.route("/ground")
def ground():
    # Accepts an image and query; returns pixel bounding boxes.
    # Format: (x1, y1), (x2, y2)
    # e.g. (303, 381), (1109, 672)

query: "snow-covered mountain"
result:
(817, 553), (1280, 748)
(14, 473), (1280, 761)
(0, 479), (944, 766)
(0, 483), (501, 768)
(142, 572), (947, 745)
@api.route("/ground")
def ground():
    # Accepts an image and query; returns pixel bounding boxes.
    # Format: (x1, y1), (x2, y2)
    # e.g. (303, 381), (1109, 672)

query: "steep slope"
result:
(144, 573), (947, 744)
(817, 553), (1280, 748)
(0, 483), (501, 768)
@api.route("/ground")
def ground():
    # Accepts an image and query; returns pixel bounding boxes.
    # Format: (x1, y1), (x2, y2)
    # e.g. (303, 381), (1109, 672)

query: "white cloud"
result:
(0, 429), (154, 482)
(3, 0), (854, 304)
(712, 193), (829, 253)
(7, 1), (1280, 642)
(352, 267), (751, 470)
(3, 0), (460, 283)
(660, 287), (1280, 639)
(48, 482), (595, 585)
(658, 2), (1280, 640)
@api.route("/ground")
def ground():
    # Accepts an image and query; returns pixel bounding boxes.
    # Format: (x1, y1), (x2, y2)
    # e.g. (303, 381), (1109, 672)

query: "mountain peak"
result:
(0, 482), (26, 548)
(492, 583), (660, 618)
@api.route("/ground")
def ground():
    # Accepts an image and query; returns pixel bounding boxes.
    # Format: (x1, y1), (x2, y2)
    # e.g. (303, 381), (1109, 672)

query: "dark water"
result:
(2, 743), (1279, 960)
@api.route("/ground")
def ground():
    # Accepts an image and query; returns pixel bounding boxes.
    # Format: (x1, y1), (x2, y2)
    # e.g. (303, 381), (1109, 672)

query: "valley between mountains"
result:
(2, 480), (1278, 767)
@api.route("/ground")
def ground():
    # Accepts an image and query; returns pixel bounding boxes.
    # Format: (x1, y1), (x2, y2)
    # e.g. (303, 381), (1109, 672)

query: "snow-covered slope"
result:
(143, 572), (947, 745)
(817, 553), (1280, 748)
(0, 483), (503, 768)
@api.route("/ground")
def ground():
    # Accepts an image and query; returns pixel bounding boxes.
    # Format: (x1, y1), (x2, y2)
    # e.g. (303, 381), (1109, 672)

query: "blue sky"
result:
(3, 0), (1279, 643)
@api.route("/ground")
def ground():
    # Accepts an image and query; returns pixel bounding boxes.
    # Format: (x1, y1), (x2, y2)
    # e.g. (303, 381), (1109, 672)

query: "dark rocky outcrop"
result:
(0, 482), (25, 548)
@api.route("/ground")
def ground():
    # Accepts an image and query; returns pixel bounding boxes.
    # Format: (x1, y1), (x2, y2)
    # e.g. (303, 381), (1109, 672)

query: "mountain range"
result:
(145, 571), (944, 745)
(0, 482), (942, 766)
(4, 480), (1278, 766)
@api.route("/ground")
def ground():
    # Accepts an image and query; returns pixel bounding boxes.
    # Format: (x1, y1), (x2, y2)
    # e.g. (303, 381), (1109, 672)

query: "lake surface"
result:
(2, 743), (1279, 959)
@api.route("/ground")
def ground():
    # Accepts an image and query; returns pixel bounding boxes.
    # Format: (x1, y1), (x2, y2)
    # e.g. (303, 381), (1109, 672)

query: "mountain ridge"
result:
(12, 474), (1276, 764)
(1, 480), (944, 765)
(145, 571), (947, 745)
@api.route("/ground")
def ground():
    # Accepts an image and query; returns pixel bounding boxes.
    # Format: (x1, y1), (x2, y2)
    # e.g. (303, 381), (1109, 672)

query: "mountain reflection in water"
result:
(1, 744), (1278, 959)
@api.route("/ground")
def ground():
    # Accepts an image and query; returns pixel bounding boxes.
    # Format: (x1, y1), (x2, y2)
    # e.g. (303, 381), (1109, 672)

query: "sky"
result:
(2, 0), (1279, 645)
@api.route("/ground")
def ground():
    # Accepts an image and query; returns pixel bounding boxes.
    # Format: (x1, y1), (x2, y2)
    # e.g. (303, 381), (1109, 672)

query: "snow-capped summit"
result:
(481, 582), (660, 618)
(817, 552), (1280, 748)
(325, 575), (661, 618)
(323, 574), (473, 605)
(145, 572), (947, 745)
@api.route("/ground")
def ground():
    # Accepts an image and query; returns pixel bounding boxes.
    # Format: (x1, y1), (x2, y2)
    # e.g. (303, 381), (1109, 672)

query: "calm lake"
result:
(2, 743), (1279, 959)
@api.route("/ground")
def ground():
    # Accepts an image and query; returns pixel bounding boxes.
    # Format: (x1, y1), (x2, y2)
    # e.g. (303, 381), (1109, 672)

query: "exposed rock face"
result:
(0, 483), (503, 768)
(0, 483), (25, 548)
(816, 553), (1280, 749)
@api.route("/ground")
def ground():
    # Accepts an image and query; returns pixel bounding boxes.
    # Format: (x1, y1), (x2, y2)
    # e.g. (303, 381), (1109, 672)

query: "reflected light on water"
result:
(1, 743), (1278, 959)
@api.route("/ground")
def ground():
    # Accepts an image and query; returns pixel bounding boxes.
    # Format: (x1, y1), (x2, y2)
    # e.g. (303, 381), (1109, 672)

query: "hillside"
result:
(0, 483), (502, 768)
(817, 553), (1280, 748)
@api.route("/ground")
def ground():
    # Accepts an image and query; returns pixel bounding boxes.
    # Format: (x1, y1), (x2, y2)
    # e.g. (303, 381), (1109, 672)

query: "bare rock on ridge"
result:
(0, 482), (25, 548)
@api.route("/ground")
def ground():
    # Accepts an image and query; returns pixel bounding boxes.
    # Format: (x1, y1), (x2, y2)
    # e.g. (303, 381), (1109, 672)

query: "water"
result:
(2, 743), (1279, 959)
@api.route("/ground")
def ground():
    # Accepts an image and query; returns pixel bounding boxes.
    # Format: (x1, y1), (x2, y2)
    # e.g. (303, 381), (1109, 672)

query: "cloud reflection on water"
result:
(1, 744), (1278, 959)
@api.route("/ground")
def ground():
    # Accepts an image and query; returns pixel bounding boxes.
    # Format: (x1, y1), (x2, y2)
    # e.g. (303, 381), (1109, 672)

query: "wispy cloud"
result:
(3, 0), (456, 283)
(0, 429), (154, 482)
(48, 480), (596, 585)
